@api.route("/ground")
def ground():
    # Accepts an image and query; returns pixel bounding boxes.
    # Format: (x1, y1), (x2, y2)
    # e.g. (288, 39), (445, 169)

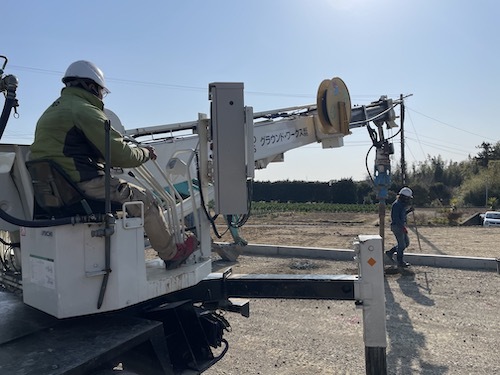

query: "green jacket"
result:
(30, 87), (151, 182)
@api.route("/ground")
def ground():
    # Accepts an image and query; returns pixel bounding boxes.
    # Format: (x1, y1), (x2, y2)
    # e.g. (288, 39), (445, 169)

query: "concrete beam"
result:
(214, 242), (499, 273)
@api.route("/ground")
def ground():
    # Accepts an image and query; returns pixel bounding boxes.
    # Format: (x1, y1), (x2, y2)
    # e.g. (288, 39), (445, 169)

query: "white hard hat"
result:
(399, 187), (413, 198)
(62, 60), (109, 93)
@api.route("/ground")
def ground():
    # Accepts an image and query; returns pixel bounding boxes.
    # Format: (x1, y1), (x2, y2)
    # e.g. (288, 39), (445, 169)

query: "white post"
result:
(354, 235), (387, 375)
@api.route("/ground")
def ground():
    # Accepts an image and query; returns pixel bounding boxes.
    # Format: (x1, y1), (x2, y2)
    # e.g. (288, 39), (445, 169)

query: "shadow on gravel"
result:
(385, 277), (448, 374)
(408, 227), (446, 255)
(396, 270), (434, 306)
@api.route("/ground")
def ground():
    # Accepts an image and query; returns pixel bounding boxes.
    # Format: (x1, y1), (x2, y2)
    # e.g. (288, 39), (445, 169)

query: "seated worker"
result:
(29, 60), (197, 268)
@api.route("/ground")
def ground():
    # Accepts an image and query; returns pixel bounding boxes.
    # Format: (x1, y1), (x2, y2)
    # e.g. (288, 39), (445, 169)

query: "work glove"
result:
(143, 145), (158, 161)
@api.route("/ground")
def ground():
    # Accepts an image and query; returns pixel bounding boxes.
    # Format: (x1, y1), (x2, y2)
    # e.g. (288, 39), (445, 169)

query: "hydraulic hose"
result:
(0, 97), (16, 139)
(0, 205), (75, 227)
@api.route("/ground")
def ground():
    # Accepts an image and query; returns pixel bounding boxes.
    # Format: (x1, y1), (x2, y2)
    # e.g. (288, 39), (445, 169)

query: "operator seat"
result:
(25, 159), (121, 219)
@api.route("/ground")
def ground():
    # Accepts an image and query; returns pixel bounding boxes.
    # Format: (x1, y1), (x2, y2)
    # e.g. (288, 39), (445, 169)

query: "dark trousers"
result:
(388, 225), (410, 263)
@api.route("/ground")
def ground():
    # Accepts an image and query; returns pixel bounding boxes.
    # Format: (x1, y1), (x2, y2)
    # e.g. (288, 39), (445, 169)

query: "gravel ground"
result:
(204, 212), (500, 375)
(205, 256), (499, 375)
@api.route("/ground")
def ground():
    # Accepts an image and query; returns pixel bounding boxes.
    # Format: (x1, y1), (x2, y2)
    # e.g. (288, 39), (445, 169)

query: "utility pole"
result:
(400, 94), (406, 186)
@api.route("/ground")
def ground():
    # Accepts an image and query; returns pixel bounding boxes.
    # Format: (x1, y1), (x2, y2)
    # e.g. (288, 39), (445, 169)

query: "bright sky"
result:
(2, 0), (499, 182)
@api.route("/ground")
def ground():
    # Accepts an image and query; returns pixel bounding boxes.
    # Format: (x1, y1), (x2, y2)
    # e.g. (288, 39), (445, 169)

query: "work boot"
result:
(164, 235), (199, 270)
(385, 250), (395, 264)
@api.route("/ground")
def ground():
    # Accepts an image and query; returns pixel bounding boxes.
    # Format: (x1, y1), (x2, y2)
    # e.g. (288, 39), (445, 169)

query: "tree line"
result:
(252, 141), (500, 208)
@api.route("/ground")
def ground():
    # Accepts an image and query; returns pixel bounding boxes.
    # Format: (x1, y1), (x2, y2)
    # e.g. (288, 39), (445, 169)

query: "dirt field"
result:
(229, 210), (499, 259)
(204, 211), (500, 375)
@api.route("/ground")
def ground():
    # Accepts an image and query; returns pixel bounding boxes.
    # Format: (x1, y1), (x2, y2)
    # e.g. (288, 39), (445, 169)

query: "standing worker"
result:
(30, 60), (197, 269)
(385, 187), (414, 268)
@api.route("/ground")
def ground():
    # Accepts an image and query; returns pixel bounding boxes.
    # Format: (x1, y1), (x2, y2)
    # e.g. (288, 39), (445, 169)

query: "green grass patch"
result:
(251, 201), (378, 214)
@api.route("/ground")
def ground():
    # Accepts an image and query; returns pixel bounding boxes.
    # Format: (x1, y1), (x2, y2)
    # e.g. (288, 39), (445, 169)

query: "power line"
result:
(406, 106), (496, 142)
(404, 130), (476, 151)
(10, 65), (61, 76)
(9, 64), (396, 100)
(10, 63), (489, 162)
(405, 136), (473, 157)
(405, 109), (426, 157)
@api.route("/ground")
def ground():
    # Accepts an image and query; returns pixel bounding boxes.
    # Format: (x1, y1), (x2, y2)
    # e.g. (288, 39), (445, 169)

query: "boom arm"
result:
(122, 96), (399, 172)
(251, 95), (399, 169)
(119, 84), (399, 220)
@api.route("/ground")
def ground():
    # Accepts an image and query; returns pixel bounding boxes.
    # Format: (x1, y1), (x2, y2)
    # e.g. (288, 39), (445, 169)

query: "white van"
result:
(483, 211), (500, 227)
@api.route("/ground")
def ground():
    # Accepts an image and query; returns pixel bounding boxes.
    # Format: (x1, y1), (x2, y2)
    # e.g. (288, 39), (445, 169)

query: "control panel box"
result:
(209, 82), (249, 215)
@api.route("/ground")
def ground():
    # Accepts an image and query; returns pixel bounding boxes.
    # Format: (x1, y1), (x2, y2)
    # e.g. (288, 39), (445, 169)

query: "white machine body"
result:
(0, 81), (371, 319)
(20, 215), (211, 318)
